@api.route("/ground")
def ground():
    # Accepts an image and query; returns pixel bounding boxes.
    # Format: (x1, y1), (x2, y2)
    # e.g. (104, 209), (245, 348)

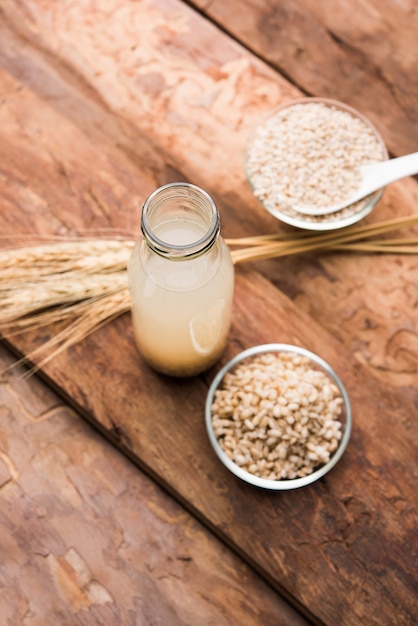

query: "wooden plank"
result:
(0, 345), (308, 626)
(0, 2), (417, 625)
(6, 272), (418, 626)
(192, 0), (418, 157)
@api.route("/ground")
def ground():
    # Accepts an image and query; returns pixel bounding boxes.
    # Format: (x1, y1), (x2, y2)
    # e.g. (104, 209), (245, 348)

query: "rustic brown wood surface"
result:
(0, 345), (307, 626)
(0, 1), (417, 625)
(192, 0), (418, 157)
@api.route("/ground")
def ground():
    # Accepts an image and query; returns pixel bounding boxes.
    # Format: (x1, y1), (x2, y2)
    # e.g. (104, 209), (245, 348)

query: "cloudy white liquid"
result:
(128, 219), (234, 376)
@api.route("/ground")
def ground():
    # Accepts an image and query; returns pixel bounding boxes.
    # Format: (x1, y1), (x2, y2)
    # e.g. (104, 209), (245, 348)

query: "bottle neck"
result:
(141, 183), (220, 260)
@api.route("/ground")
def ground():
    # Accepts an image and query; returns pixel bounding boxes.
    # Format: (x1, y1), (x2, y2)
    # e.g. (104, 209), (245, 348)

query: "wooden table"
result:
(1, 1), (417, 624)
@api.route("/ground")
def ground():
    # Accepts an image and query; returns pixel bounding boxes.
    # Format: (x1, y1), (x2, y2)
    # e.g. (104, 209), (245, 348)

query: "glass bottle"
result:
(127, 182), (235, 377)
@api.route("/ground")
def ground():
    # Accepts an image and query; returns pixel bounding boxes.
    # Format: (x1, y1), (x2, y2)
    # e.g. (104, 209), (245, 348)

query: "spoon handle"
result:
(360, 151), (418, 194)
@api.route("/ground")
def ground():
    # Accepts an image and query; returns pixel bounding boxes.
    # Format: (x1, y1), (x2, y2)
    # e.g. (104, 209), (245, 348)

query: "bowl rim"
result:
(244, 96), (389, 231)
(205, 343), (352, 490)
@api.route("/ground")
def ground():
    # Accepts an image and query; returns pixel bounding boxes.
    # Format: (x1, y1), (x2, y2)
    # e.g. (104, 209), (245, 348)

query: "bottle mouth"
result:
(141, 182), (220, 259)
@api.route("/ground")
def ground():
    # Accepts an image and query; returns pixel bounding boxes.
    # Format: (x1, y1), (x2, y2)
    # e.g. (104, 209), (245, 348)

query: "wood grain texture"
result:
(0, 1), (417, 625)
(0, 345), (309, 626)
(6, 271), (417, 626)
(193, 0), (418, 157)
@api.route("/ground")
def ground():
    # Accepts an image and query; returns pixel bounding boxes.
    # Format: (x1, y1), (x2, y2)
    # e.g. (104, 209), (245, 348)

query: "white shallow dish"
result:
(205, 344), (352, 490)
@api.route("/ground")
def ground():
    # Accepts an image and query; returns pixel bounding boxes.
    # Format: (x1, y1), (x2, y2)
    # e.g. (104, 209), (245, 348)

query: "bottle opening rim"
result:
(141, 182), (220, 259)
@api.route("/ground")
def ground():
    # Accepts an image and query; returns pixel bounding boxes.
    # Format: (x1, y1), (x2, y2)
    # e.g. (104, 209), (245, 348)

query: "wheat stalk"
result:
(1, 214), (417, 371)
(227, 214), (418, 263)
(0, 238), (134, 372)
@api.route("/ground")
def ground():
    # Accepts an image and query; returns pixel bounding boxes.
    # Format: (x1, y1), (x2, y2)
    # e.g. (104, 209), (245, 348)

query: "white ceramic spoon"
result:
(291, 151), (418, 216)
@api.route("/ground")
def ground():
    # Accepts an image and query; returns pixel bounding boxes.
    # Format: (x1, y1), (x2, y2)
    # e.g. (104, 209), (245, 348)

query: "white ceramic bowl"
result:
(205, 344), (352, 490)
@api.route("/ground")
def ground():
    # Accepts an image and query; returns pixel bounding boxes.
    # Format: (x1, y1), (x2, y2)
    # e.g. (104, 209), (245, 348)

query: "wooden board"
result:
(0, 345), (308, 626)
(0, 1), (417, 625)
(192, 0), (418, 157)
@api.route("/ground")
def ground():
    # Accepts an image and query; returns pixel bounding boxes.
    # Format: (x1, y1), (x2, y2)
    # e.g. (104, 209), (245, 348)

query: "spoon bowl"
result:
(292, 151), (418, 217)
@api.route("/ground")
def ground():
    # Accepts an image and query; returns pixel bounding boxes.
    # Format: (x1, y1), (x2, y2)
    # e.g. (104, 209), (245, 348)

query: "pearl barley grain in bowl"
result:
(245, 98), (388, 231)
(205, 344), (351, 490)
